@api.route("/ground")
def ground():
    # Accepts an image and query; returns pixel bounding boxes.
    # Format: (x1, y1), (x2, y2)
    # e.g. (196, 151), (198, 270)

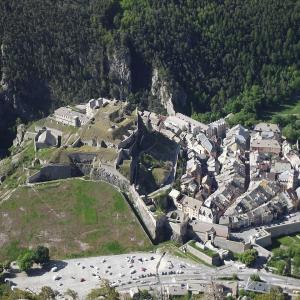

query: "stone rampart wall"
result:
(214, 237), (251, 254)
(265, 221), (300, 238)
(185, 243), (221, 266)
(254, 233), (272, 248)
(68, 160), (161, 242)
(117, 131), (136, 150)
(28, 164), (81, 183)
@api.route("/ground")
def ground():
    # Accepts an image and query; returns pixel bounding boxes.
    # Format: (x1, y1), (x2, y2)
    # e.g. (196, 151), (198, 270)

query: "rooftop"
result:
(254, 122), (280, 133)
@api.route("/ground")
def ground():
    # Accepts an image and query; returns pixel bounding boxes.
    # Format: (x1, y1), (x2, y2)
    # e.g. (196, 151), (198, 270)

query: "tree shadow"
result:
(26, 260), (68, 277)
(254, 255), (268, 269)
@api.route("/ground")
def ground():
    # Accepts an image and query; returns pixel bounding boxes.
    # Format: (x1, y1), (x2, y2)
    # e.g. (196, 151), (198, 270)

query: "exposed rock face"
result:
(0, 43), (9, 92)
(108, 47), (132, 100)
(13, 124), (26, 147)
(151, 68), (187, 116)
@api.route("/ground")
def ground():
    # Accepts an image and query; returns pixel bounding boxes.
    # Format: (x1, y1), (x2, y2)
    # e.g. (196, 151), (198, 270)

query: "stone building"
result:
(53, 107), (89, 127)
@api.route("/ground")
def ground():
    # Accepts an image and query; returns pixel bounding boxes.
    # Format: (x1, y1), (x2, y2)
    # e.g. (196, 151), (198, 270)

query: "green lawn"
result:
(267, 233), (300, 277)
(0, 179), (152, 261)
(269, 234), (300, 250)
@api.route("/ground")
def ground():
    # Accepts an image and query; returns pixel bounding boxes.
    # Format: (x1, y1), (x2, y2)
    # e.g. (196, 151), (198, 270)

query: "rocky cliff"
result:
(151, 68), (187, 116)
(108, 47), (132, 100)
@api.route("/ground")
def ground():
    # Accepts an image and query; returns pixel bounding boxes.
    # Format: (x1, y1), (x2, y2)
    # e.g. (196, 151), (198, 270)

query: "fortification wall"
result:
(214, 237), (251, 254)
(27, 148), (168, 243)
(28, 164), (81, 183)
(185, 243), (221, 266)
(255, 234), (272, 248)
(117, 131), (136, 150)
(265, 221), (300, 238)
(115, 149), (130, 168)
(76, 161), (162, 242)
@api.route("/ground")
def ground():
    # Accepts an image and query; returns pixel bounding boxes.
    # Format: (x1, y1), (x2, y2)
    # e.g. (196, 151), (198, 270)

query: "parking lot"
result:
(10, 252), (199, 299)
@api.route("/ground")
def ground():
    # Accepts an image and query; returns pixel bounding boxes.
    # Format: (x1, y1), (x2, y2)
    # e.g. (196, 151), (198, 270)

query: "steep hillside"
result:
(1, 0), (300, 155)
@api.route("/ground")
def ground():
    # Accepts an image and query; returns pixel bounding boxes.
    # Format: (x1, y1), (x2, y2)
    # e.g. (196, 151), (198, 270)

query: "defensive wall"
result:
(184, 242), (221, 266)
(214, 237), (251, 254)
(27, 156), (167, 243)
(251, 222), (300, 249)
(265, 221), (300, 238)
(28, 164), (81, 183)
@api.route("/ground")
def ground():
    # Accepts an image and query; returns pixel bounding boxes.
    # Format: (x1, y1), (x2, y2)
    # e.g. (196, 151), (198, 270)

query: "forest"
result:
(0, 0), (300, 151)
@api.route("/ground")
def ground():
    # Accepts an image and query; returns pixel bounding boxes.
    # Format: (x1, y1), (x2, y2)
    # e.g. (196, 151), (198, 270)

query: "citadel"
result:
(8, 97), (300, 268)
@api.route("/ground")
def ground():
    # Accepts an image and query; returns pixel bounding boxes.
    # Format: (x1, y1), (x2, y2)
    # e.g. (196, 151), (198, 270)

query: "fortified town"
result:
(6, 97), (300, 268)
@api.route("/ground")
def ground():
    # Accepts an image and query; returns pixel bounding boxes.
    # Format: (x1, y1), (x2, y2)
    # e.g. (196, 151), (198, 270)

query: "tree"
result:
(255, 286), (285, 300)
(65, 289), (79, 300)
(238, 249), (258, 267)
(34, 246), (50, 265)
(17, 250), (35, 272)
(86, 280), (119, 300)
(39, 286), (56, 300)
(232, 273), (239, 281)
(133, 290), (155, 300)
(250, 273), (261, 282)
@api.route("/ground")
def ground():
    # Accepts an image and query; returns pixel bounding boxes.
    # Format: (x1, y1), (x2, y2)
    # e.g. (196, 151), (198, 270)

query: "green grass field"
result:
(269, 234), (300, 250)
(267, 234), (300, 277)
(0, 179), (152, 261)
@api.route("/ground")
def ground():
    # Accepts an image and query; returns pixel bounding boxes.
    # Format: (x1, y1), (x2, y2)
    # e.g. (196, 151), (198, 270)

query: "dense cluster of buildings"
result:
(139, 111), (300, 254)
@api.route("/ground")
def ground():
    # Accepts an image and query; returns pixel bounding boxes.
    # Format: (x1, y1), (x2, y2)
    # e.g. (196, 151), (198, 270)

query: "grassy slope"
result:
(262, 98), (300, 121)
(0, 179), (152, 261)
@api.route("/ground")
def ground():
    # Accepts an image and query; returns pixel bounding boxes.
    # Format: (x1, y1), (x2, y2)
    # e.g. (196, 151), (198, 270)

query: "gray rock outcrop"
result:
(151, 67), (187, 116)
(13, 124), (26, 147)
(108, 47), (132, 100)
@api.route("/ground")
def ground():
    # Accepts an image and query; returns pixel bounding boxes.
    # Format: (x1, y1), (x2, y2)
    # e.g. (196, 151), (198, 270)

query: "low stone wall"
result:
(69, 153), (98, 164)
(185, 243), (221, 266)
(28, 164), (81, 183)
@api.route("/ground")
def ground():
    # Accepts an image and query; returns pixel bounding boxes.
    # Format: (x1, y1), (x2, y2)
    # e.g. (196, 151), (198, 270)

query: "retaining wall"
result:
(185, 243), (221, 266)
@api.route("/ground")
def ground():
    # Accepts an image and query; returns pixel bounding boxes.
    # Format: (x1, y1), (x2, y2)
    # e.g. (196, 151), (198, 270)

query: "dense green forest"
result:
(0, 0), (300, 153)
